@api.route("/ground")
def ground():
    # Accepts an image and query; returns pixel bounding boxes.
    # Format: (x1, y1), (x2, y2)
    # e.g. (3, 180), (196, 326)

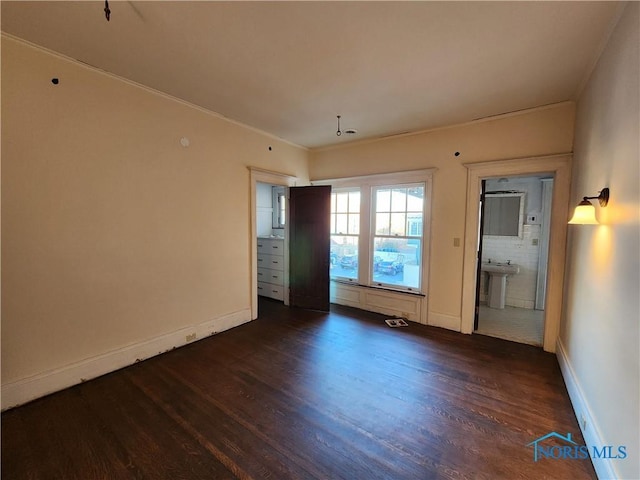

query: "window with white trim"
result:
(319, 170), (432, 295)
(330, 189), (360, 281)
(371, 184), (424, 291)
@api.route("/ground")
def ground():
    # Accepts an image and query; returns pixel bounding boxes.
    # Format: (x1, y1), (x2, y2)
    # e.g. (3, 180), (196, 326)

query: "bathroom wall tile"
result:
(481, 225), (541, 309)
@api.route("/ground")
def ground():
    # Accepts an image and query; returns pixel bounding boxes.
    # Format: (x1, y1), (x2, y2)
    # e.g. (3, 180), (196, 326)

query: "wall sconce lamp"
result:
(568, 187), (610, 225)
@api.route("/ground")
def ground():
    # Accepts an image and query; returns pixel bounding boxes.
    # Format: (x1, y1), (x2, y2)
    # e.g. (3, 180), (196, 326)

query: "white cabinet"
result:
(257, 238), (284, 301)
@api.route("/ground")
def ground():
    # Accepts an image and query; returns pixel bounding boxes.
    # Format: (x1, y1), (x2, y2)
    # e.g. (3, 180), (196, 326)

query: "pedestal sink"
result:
(481, 262), (520, 309)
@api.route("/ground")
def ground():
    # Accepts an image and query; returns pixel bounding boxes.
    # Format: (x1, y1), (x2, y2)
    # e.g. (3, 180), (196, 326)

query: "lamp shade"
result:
(568, 201), (598, 225)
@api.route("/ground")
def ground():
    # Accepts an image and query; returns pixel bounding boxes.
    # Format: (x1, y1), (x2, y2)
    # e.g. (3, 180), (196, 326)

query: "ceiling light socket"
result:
(180, 137), (190, 148)
(344, 128), (358, 135)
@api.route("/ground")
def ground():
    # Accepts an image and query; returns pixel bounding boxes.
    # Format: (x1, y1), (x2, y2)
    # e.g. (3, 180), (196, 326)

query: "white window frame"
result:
(370, 183), (425, 292)
(313, 169), (434, 296)
(330, 187), (361, 283)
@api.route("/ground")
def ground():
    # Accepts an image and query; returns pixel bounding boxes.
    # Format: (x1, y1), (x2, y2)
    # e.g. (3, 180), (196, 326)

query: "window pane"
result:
(330, 188), (360, 282)
(336, 213), (348, 234)
(348, 213), (360, 235)
(376, 189), (391, 212)
(407, 186), (424, 210)
(336, 192), (348, 213)
(391, 188), (407, 212)
(375, 212), (390, 235)
(330, 236), (358, 280)
(390, 212), (406, 236)
(372, 237), (421, 290)
(407, 213), (423, 237)
(279, 194), (286, 226)
(348, 191), (360, 213)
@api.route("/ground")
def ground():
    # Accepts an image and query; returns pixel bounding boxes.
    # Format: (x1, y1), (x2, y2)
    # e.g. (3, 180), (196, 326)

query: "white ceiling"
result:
(1, 1), (622, 149)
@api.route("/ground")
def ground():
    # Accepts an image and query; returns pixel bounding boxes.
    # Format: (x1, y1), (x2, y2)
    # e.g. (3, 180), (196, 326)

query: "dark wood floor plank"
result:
(157, 319), (447, 478)
(151, 355), (422, 480)
(125, 364), (318, 479)
(2, 386), (134, 480)
(2, 298), (596, 479)
(83, 371), (236, 480)
(180, 334), (451, 474)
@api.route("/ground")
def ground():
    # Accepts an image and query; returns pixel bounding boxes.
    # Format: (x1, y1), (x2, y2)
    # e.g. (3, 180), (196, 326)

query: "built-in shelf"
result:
(257, 237), (284, 301)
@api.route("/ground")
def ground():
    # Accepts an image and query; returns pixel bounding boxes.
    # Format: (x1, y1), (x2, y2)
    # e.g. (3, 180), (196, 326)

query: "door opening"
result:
(473, 175), (554, 347)
(250, 168), (331, 319)
(461, 154), (571, 353)
(249, 167), (298, 320)
(256, 181), (287, 306)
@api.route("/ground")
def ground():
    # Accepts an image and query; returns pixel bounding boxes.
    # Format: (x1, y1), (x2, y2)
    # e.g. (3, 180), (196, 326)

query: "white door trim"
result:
(461, 154), (572, 352)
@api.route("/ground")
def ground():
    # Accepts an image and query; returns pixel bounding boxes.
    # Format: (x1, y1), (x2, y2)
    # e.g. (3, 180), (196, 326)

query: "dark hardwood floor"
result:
(2, 298), (596, 479)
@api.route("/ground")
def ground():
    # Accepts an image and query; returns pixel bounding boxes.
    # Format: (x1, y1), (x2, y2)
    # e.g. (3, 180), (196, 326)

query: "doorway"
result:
(460, 155), (572, 353)
(250, 168), (331, 318)
(249, 168), (298, 319)
(256, 181), (287, 304)
(474, 175), (554, 346)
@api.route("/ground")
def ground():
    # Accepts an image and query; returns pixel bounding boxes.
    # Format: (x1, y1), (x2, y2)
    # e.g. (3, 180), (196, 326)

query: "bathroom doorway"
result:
(474, 175), (554, 346)
(461, 155), (571, 353)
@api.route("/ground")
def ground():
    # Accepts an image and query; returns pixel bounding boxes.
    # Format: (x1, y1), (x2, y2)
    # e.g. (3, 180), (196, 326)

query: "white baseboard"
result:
(556, 338), (617, 480)
(1, 308), (252, 411)
(428, 311), (461, 331)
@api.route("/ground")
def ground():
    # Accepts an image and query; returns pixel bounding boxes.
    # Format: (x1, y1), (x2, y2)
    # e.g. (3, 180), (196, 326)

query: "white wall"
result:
(1, 36), (309, 408)
(560, 3), (639, 479)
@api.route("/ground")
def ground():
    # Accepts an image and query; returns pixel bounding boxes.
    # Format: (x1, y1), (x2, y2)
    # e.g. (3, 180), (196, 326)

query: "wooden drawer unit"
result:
(257, 238), (284, 255)
(257, 253), (284, 271)
(267, 254), (285, 271)
(257, 282), (284, 301)
(258, 268), (284, 285)
(257, 237), (285, 301)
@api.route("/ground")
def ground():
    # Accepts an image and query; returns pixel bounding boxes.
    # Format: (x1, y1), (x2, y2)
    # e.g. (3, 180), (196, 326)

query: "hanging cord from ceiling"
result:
(104, 0), (111, 21)
(336, 115), (342, 136)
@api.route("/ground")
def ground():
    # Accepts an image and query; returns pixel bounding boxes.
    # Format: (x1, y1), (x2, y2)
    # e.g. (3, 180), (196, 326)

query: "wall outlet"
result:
(186, 333), (196, 342)
(453, 237), (461, 247)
